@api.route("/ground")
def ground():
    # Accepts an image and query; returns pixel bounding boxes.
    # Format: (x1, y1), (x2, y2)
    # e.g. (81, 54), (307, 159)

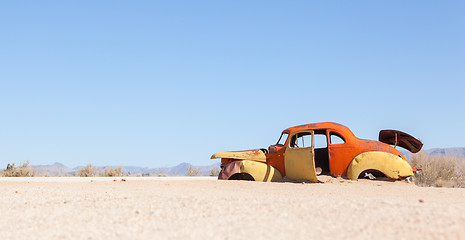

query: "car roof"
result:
(283, 122), (355, 136)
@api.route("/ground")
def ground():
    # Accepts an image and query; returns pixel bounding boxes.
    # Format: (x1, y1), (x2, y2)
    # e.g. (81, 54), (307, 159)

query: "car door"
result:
(284, 130), (318, 182)
(327, 130), (356, 176)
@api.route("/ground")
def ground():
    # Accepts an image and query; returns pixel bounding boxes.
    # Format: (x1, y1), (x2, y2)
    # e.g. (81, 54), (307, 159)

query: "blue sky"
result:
(1, 1), (464, 168)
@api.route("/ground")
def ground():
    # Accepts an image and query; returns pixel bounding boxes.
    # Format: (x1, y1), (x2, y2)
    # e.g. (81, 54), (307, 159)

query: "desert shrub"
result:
(209, 167), (220, 176)
(410, 151), (465, 188)
(187, 165), (201, 176)
(39, 172), (51, 177)
(77, 164), (99, 177)
(102, 166), (124, 177)
(1, 161), (36, 177)
(152, 168), (168, 177)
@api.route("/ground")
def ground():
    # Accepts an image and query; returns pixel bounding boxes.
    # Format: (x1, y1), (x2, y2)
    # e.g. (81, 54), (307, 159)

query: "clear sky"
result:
(1, 1), (464, 168)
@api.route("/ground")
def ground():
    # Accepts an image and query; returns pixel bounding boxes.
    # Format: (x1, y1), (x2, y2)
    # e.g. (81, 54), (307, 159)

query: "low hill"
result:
(33, 162), (74, 176)
(401, 147), (465, 160)
(30, 162), (220, 176)
(426, 148), (465, 158)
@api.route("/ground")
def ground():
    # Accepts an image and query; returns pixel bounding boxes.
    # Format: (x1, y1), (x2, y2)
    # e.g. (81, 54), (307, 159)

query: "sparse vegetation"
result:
(410, 151), (465, 188)
(209, 167), (220, 176)
(39, 172), (51, 177)
(152, 168), (168, 177)
(77, 164), (99, 177)
(1, 161), (36, 177)
(103, 166), (125, 177)
(187, 165), (201, 176)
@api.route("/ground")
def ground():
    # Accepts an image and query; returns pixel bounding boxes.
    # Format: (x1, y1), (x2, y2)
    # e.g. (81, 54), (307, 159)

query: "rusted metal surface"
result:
(266, 145), (286, 176)
(218, 161), (241, 180)
(211, 149), (266, 162)
(379, 130), (423, 153)
(284, 131), (318, 182)
(213, 122), (420, 182)
(328, 138), (404, 176)
(346, 151), (414, 180)
(218, 160), (283, 181)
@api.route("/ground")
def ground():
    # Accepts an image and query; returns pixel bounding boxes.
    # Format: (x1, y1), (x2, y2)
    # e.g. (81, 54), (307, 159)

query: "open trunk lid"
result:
(379, 130), (423, 153)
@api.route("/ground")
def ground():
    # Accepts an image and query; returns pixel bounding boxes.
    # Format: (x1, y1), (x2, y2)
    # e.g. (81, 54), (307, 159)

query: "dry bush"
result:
(410, 151), (465, 188)
(152, 168), (168, 177)
(102, 166), (125, 177)
(209, 167), (220, 176)
(187, 165), (201, 176)
(77, 164), (98, 177)
(39, 172), (51, 177)
(1, 161), (36, 177)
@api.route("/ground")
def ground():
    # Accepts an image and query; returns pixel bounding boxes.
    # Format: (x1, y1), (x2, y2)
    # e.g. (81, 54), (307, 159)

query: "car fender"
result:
(218, 160), (282, 182)
(346, 151), (414, 180)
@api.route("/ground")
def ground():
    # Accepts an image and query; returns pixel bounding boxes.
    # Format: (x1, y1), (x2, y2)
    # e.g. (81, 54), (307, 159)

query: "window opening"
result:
(314, 134), (327, 149)
(330, 133), (345, 144)
(290, 132), (312, 148)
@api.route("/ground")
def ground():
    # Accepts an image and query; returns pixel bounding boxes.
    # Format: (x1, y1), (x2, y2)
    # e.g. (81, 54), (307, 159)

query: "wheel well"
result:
(358, 169), (387, 179)
(228, 173), (255, 181)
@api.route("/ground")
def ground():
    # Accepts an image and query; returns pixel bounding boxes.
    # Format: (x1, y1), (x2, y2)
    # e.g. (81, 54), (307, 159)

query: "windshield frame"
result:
(276, 132), (289, 146)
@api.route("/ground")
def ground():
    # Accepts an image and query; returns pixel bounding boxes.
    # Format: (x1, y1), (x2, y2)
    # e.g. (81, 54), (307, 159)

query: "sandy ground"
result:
(1, 177), (465, 240)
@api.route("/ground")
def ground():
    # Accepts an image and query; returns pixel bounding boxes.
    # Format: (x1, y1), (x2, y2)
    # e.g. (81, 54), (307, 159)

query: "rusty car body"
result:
(211, 122), (422, 182)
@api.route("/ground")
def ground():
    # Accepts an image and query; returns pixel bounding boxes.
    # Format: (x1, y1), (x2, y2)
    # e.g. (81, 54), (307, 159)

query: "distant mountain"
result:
(31, 162), (220, 176)
(401, 147), (465, 160)
(33, 162), (74, 176)
(155, 162), (220, 176)
(426, 148), (465, 158)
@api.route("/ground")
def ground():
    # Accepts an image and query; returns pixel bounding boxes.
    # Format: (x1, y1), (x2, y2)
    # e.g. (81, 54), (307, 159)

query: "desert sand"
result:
(0, 177), (464, 240)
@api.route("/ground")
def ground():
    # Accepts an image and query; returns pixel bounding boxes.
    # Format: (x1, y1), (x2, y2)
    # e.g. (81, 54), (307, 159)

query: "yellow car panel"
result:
(240, 160), (282, 181)
(284, 130), (319, 182)
(347, 151), (414, 180)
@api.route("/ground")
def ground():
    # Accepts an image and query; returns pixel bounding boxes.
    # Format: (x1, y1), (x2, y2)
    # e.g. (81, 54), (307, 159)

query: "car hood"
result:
(210, 149), (267, 162)
(379, 130), (423, 153)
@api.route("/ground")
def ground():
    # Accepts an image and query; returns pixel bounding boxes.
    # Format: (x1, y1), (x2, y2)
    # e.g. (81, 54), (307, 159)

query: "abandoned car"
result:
(211, 122), (422, 182)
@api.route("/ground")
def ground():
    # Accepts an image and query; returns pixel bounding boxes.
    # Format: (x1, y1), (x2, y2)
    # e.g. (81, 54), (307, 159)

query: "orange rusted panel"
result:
(266, 145), (286, 175)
